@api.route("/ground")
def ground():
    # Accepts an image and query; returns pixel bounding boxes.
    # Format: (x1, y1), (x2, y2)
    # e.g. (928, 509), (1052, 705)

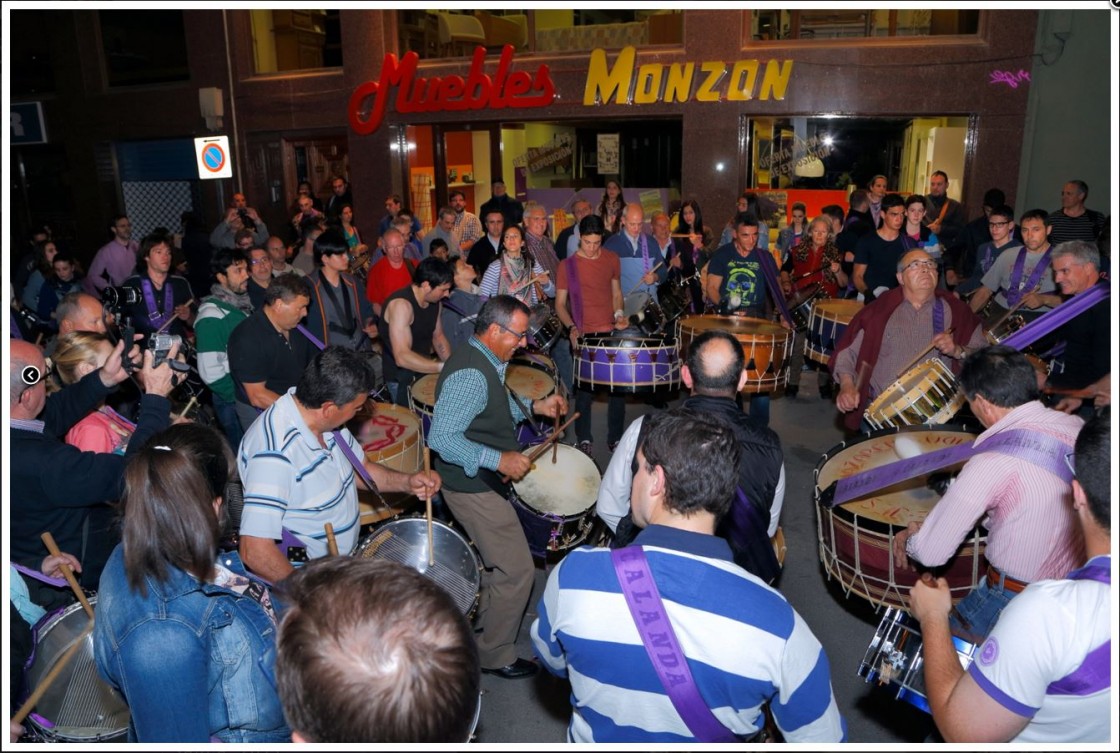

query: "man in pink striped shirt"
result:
(893, 345), (1083, 642)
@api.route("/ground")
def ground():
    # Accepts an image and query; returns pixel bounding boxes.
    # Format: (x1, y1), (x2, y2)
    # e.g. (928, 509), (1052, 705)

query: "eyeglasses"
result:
(250, 257), (271, 266)
(1064, 451), (1076, 478)
(903, 260), (938, 272)
(989, 221), (1011, 228)
(496, 322), (528, 340)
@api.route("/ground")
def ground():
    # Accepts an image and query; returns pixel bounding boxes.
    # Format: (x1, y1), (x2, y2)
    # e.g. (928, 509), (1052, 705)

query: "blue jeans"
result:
(212, 395), (244, 449)
(550, 338), (574, 395)
(950, 577), (1016, 645)
(748, 393), (770, 427)
(575, 388), (626, 445)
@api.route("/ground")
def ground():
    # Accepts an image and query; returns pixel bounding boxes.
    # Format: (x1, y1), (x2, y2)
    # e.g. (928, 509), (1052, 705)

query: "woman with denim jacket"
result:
(93, 424), (290, 743)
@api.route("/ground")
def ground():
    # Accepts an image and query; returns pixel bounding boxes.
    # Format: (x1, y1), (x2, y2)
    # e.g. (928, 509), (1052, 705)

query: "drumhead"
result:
(350, 403), (422, 468)
(678, 315), (787, 337)
(815, 426), (976, 529)
(354, 516), (481, 616)
(507, 363), (556, 401)
(513, 444), (601, 516)
(26, 598), (129, 742)
(409, 373), (439, 412)
(812, 298), (862, 322)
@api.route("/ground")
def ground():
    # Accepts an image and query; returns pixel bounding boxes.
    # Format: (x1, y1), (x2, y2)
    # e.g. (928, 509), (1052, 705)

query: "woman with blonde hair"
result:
(52, 331), (137, 453)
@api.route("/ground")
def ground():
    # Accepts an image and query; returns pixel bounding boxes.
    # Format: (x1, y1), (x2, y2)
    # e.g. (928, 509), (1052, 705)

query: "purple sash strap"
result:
(932, 297), (945, 336)
(756, 250), (795, 327)
(564, 256), (585, 332)
(441, 298), (468, 318)
(295, 323), (326, 351)
(1001, 282), (1109, 351)
(611, 546), (737, 743)
(10, 561), (67, 588)
(826, 428), (1073, 508)
(1046, 559), (1110, 696)
(142, 278), (174, 331)
(1006, 246), (1052, 308)
(638, 233), (651, 274)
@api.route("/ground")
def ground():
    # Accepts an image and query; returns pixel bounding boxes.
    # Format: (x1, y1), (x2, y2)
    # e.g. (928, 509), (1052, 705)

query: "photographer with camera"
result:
(118, 232), (196, 344)
(210, 192), (270, 251)
(10, 335), (178, 590)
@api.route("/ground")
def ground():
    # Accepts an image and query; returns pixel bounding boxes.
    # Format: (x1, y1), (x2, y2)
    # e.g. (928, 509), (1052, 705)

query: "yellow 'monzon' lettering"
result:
(726, 60), (759, 101)
(662, 62), (695, 103)
(584, 46), (637, 105)
(634, 63), (664, 104)
(759, 60), (794, 100)
(695, 61), (725, 102)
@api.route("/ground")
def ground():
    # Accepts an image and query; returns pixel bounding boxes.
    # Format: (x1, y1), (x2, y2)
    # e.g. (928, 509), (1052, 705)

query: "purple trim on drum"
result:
(575, 339), (681, 394)
(968, 663), (1039, 718)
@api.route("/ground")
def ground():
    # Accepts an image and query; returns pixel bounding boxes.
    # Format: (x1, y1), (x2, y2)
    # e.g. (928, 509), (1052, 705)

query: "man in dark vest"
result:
(596, 328), (786, 583)
(376, 256), (454, 407)
(427, 295), (567, 680)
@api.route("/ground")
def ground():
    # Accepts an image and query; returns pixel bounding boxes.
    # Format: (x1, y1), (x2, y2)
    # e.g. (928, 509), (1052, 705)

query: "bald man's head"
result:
(10, 339), (47, 414)
(685, 330), (746, 396)
(56, 293), (107, 335)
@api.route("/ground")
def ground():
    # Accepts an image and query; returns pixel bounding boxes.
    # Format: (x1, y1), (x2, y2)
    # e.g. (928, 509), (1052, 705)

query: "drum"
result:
(984, 313), (1026, 345)
(528, 304), (564, 352)
(624, 292), (666, 336)
(350, 402), (424, 525)
(805, 299), (862, 366)
(574, 335), (681, 395)
(408, 374), (440, 439)
(353, 515), (482, 618)
(24, 598), (129, 742)
(657, 274), (693, 325)
(787, 284), (827, 333)
(814, 426), (987, 611)
(509, 444), (601, 559)
(858, 607), (979, 714)
(864, 359), (965, 430)
(676, 315), (793, 393)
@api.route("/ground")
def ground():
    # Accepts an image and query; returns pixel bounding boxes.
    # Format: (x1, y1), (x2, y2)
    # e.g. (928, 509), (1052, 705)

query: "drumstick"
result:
(896, 327), (954, 379)
(424, 448), (434, 567)
(1041, 385), (1098, 399)
(854, 360), (870, 393)
(10, 621), (93, 727)
(155, 299), (195, 335)
(40, 532), (94, 621)
(791, 263), (829, 283)
(500, 413), (580, 483)
(988, 283), (1040, 332)
(175, 395), (198, 422)
(324, 523), (339, 556)
(625, 261), (665, 297)
(552, 412), (560, 464)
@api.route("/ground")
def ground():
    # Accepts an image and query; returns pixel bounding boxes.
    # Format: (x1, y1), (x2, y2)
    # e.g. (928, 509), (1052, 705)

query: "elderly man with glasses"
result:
(832, 248), (985, 434)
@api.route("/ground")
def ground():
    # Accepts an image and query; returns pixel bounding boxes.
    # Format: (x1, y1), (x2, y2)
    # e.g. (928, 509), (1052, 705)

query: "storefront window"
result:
(745, 115), (969, 237)
(751, 9), (979, 41)
(99, 10), (190, 87)
(396, 10), (681, 59)
(251, 9), (342, 73)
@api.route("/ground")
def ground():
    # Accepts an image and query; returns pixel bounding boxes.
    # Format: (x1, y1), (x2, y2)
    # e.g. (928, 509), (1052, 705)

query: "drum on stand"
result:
(984, 313), (1026, 345)
(863, 359), (965, 431)
(349, 402), (424, 526)
(623, 292), (666, 336)
(657, 274), (694, 326)
(813, 426), (987, 611)
(24, 597), (129, 743)
(353, 516), (482, 618)
(676, 315), (793, 393)
(509, 444), (602, 559)
(805, 299), (862, 366)
(574, 335), (681, 395)
(787, 284), (827, 333)
(528, 304), (565, 352)
(858, 607), (979, 714)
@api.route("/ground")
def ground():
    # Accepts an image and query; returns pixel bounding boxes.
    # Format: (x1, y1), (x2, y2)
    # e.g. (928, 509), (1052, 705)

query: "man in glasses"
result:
(968, 209), (1061, 324)
(892, 345), (1084, 643)
(910, 410), (1107, 743)
(954, 203), (1019, 298)
(246, 246), (274, 310)
(833, 248), (985, 433)
(428, 295), (567, 681)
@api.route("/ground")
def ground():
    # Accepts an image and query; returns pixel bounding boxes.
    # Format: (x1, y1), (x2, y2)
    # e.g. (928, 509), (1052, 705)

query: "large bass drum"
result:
(353, 516), (482, 618)
(23, 597), (129, 742)
(813, 426), (987, 611)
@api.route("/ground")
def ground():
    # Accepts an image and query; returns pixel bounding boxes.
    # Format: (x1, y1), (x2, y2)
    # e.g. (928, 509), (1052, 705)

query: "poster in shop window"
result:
(597, 133), (619, 175)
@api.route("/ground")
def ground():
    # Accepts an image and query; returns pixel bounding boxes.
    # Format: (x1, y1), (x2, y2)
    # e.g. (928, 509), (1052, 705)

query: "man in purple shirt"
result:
(84, 214), (139, 296)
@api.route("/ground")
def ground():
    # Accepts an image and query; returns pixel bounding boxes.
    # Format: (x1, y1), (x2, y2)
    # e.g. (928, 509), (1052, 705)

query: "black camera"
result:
(150, 333), (190, 372)
(102, 285), (141, 310)
(238, 208), (257, 231)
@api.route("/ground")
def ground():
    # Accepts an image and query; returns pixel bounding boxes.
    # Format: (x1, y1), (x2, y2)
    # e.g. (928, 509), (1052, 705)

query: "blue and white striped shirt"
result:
(531, 525), (846, 743)
(238, 390), (363, 558)
(427, 337), (531, 478)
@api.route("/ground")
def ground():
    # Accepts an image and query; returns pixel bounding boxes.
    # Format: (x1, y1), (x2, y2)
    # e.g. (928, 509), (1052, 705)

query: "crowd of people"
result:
(7, 170), (1111, 744)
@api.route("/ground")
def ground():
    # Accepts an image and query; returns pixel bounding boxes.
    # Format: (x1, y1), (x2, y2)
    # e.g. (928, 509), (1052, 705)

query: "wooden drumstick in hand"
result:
(424, 448), (434, 567)
(41, 532), (94, 620)
(324, 523), (339, 556)
(897, 327), (954, 379)
(552, 411), (560, 464)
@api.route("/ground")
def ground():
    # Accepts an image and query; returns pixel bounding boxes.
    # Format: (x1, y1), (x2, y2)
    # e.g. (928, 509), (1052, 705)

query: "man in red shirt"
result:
(366, 228), (415, 318)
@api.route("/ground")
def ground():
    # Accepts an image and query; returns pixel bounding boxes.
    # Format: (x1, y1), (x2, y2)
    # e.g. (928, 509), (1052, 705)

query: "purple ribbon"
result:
(611, 546), (737, 743)
(141, 278), (175, 331)
(1045, 559), (1111, 696)
(1001, 282), (1109, 351)
(295, 323), (326, 351)
(825, 428), (1073, 508)
(564, 256), (585, 332)
(10, 561), (68, 588)
(1006, 246), (1052, 308)
(756, 250), (795, 327)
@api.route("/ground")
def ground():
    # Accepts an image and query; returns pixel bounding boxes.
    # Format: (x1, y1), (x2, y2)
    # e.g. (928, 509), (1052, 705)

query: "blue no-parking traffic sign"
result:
(194, 136), (232, 180)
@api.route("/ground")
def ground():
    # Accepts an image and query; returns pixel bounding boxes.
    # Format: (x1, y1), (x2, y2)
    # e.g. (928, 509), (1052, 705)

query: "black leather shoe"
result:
(482, 658), (539, 679)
